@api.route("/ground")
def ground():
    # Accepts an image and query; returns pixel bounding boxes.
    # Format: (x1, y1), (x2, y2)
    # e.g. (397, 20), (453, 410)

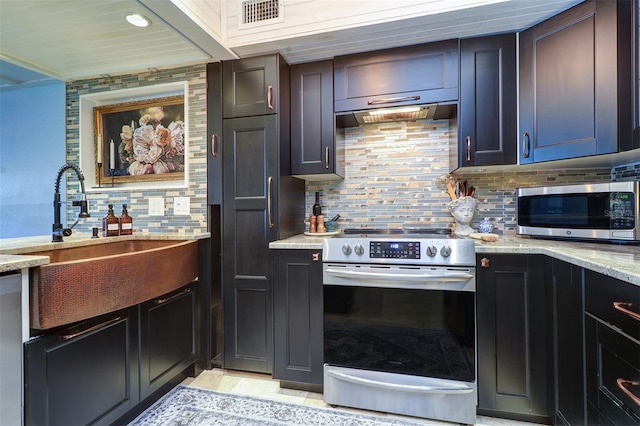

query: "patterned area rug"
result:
(129, 385), (420, 425)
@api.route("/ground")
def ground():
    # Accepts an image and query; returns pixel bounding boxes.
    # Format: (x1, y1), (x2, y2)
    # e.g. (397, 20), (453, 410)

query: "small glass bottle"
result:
(313, 191), (322, 216)
(103, 204), (119, 237)
(119, 204), (133, 236)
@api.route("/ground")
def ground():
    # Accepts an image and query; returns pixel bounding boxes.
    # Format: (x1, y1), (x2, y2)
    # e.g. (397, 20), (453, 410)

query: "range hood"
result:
(354, 104), (436, 125)
(336, 103), (455, 128)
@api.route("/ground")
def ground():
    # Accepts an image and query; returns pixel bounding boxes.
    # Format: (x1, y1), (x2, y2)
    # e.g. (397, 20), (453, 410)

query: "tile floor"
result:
(184, 369), (541, 426)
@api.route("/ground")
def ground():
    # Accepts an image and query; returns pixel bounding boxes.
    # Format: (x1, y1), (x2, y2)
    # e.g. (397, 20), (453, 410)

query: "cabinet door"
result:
(550, 258), (586, 425)
(25, 308), (139, 426)
(476, 254), (547, 420)
(291, 60), (343, 179)
(334, 40), (459, 112)
(222, 115), (279, 373)
(139, 283), (196, 397)
(207, 62), (223, 204)
(459, 34), (516, 167)
(519, 0), (618, 164)
(273, 249), (323, 387)
(223, 55), (279, 118)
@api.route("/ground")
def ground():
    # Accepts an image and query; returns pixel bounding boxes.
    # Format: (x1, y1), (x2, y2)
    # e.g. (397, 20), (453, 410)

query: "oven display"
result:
(370, 241), (420, 259)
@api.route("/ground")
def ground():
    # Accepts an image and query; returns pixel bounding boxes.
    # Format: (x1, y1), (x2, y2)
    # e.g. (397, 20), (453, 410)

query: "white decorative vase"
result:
(448, 196), (477, 236)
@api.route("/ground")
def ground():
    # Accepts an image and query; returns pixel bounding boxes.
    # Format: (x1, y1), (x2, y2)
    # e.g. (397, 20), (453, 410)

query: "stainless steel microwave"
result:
(516, 181), (639, 243)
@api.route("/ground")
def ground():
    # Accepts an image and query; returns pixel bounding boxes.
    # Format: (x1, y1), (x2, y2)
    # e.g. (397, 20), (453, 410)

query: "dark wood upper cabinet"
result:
(334, 40), (459, 113)
(458, 34), (517, 167)
(290, 60), (344, 180)
(519, 0), (635, 164)
(223, 55), (281, 118)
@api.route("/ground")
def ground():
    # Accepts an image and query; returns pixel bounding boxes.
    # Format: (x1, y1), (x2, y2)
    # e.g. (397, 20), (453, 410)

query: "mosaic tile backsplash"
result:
(305, 119), (636, 236)
(63, 66), (637, 238)
(65, 65), (208, 236)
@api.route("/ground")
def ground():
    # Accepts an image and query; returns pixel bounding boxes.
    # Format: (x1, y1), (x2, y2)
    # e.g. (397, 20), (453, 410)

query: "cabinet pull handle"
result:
(613, 301), (640, 321)
(312, 252), (320, 262)
(211, 134), (219, 157)
(60, 316), (122, 341)
(155, 287), (192, 305)
(616, 378), (640, 406)
(480, 257), (490, 268)
(267, 176), (274, 229)
(267, 85), (274, 110)
(325, 147), (330, 169)
(367, 95), (420, 105)
(522, 132), (531, 158)
(466, 136), (471, 162)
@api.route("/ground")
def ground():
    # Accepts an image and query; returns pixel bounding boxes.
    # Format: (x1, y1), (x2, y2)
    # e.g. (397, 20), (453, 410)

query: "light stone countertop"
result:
(0, 254), (50, 273)
(0, 232), (210, 273)
(270, 234), (640, 286)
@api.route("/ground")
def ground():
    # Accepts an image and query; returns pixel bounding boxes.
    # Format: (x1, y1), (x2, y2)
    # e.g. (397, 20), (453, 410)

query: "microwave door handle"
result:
(324, 268), (473, 282)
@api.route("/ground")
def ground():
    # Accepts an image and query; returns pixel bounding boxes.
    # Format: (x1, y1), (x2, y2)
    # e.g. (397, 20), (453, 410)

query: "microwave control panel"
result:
(610, 192), (636, 229)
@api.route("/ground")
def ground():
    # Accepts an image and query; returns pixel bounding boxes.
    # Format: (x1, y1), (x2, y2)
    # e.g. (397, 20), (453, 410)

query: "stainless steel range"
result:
(322, 228), (477, 425)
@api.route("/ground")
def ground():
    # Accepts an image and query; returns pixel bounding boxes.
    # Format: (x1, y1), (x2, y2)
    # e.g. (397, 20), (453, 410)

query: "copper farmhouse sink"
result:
(27, 240), (198, 330)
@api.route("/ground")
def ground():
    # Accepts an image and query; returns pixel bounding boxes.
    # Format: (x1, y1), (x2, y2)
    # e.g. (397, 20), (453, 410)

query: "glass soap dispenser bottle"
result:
(103, 204), (120, 237)
(119, 204), (133, 235)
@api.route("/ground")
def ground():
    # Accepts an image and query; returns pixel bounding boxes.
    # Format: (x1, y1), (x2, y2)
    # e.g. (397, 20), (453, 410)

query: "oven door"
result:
(323, 263), (476, 382)
(322, 262), (477, 424)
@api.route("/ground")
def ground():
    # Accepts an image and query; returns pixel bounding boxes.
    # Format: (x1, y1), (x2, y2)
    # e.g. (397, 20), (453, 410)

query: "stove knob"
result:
(426, 245), (438, 257)
(440, 245), (452, 257)
(342, 244), (352, 255)
(354, 244), (364, 256)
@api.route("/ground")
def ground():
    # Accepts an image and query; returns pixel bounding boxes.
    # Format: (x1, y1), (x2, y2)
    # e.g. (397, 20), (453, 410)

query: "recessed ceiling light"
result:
(125, 13), (151, 28)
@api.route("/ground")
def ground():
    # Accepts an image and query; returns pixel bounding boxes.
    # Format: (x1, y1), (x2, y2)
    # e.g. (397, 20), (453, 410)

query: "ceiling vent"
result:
(240, 0), (284, 28)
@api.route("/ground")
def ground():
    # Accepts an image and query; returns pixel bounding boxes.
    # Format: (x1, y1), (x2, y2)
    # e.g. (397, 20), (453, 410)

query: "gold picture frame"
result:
(93, 95), (185, 184)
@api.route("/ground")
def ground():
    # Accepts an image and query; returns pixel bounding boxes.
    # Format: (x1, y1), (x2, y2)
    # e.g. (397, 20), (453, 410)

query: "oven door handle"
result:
(325, 268), (473, 283)
(327, 369), (474, 394)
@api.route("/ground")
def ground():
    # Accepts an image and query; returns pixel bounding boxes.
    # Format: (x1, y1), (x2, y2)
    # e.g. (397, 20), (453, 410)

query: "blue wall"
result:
(0, 83), (66, 238)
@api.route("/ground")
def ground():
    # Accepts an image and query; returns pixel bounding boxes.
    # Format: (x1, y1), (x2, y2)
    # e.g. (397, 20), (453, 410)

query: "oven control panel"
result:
(370, 241), (420, 259)
(323, 238), (475, 266)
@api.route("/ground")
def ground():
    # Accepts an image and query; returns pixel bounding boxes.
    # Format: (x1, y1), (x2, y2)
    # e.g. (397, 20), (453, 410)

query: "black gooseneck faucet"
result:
(53, 163), (90, 242)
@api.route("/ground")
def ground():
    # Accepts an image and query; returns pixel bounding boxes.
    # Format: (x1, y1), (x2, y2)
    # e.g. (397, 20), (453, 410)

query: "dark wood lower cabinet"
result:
(140, 282), (196, 396)
(25, 282), (198, 426)
(585, 270), (640, 425)
(549, 258), (586, 426)
(25, 307), (140, 426)
(273, 249), (323, 391)
(476, 254), (548, 422)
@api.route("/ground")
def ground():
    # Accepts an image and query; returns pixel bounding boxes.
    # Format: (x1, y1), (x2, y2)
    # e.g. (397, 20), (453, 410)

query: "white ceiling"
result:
(0, 0), (583, 91)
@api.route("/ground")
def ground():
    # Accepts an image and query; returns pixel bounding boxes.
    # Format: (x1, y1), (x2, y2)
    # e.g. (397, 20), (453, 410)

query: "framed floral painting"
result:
(93, 95), (185, 184)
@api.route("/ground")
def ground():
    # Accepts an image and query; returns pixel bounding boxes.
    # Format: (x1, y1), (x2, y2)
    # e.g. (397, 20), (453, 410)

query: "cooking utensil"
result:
(446, 182), (458, 201)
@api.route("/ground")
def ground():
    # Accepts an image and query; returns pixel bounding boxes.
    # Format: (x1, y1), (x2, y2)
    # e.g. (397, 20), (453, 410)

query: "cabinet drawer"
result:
(597, 321), (640, 422)
(585, 270), (640, 340)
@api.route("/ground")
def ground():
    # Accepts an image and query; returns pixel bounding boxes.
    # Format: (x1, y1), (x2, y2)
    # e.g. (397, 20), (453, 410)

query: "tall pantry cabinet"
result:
(219, 55), (305, 374)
